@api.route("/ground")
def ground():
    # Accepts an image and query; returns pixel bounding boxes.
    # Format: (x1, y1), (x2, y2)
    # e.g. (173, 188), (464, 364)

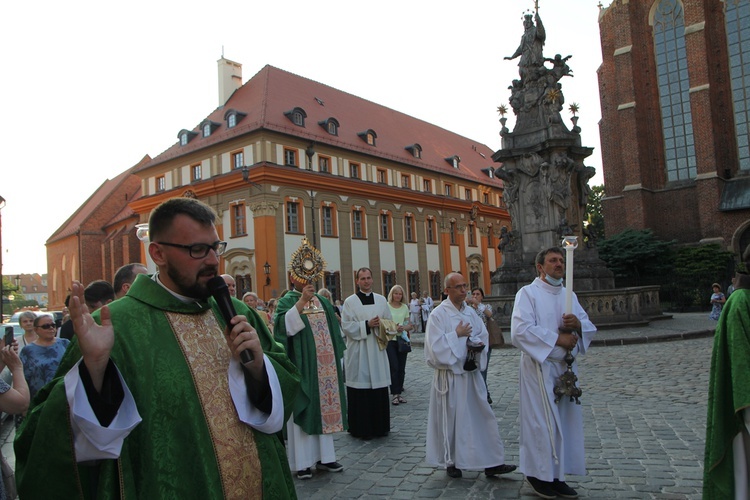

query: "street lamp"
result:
(0, 195), (5, 323)
(264, 261), (271, 286)
(239, 165), (262, 191)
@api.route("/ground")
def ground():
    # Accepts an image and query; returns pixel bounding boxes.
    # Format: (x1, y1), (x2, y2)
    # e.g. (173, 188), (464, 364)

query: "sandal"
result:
(391, 396), (399, 406)
(397, 395), (407, 404)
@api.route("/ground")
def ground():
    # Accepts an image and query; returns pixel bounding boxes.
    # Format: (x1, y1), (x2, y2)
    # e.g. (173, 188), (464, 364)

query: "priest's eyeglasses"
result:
(156, 240), (227, 259)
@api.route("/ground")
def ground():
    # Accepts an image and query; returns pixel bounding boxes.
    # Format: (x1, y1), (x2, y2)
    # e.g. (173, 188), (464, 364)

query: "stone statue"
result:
(495, 166), (520, 223)
(505, 12), (546, 82)
(497, 226), (511, 253)
(491, 1), (615, 296)
(545, 54), (573, 81)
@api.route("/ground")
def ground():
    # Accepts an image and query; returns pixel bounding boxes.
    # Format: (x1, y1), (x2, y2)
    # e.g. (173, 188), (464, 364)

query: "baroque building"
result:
(130, 58), (510, 300)
(130, 61), (509, 301)
(597, 0), (750, 257)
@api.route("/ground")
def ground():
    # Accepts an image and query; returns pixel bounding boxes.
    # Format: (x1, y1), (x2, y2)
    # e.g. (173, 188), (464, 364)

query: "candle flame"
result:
(561, 236), (579, 249)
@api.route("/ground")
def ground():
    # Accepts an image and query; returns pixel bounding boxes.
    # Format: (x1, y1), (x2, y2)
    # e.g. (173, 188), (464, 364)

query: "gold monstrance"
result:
(288, 237), (327, 314)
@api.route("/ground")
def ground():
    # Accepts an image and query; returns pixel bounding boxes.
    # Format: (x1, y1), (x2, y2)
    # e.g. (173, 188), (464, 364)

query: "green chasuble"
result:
(704, 288), (750, 499)
(14, 274), (300, 499)
(273, 291), (347, 435)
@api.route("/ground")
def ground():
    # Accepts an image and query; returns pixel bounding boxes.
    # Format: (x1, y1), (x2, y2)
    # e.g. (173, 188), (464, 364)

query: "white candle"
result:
(562, 236), (578, 314)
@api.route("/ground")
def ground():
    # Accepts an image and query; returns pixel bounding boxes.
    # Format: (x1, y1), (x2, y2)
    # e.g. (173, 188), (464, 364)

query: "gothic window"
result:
(725, 0), (750, 171)
(653, 0), (697, 181)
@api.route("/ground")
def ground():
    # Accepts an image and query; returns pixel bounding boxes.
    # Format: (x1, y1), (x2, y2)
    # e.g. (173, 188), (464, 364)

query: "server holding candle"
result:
(510, 242), (596, 499)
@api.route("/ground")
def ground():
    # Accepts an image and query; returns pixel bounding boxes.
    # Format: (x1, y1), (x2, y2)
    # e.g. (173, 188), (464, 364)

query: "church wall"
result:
(598, 0), (750, 255)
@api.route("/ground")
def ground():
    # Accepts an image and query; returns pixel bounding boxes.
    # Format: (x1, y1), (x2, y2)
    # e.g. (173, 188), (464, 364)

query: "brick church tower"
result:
(597, 0), (750, 258)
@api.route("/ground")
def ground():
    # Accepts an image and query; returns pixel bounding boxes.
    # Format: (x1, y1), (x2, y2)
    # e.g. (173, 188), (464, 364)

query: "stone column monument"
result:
(490, 4), (614, 296)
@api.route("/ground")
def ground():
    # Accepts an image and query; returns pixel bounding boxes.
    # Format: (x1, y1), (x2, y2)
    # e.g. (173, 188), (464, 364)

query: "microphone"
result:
(207, 276), (254, 363)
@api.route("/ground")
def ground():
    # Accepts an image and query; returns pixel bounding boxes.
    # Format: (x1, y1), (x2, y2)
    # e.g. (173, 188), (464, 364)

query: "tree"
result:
(2, 275), (25, 317)
(669, 244), (735, 309)
(583, 184), (604, 243)
(598, 229), (674, 281)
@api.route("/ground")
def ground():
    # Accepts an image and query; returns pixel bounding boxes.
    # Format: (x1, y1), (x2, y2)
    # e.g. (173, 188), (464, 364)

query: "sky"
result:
(0, 0), (610, 276)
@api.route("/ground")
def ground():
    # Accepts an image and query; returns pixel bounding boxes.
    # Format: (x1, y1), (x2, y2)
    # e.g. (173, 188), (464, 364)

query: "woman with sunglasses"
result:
(19, 314), (70, 404)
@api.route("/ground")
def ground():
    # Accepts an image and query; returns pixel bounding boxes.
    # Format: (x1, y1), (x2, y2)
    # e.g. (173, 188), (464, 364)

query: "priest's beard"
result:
(164, 262), (218, 299)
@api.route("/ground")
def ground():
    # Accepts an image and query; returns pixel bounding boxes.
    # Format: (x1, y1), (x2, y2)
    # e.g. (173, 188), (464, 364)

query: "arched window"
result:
(725, 0), (750, 171)
(653, 0), (696, 181)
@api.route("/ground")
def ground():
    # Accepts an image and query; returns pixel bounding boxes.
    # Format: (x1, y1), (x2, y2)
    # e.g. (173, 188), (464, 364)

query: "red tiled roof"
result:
(104, 184), (142, 229)
(48, 155), (150, 243)
(143, 65), (501, 186)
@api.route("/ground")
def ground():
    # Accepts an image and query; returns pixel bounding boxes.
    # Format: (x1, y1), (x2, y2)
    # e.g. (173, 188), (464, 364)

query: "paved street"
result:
(0, 314), (714, 499)
(294, 328), (712, 499)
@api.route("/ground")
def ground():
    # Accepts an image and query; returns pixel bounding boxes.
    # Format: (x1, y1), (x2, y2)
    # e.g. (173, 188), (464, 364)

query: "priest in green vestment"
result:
(274, 278), (347, 479)
(14, 198), (300, 499)
(704, 271), (750, 499)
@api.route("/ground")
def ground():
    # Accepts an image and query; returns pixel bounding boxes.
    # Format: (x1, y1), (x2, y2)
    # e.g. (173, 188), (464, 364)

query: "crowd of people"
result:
(0, 194), (596, 500)
(7, 195), (748, 498)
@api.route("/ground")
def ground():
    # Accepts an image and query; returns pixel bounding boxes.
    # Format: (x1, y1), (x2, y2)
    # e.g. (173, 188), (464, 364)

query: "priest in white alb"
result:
(341, 267), (392, 440)
(424, 272), (516, 479)
(511, 247), (596, 499)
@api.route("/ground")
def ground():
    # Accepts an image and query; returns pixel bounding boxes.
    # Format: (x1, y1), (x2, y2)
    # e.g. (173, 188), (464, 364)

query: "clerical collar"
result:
(356, 290), (375, 305)
(153, 272), (206, 305)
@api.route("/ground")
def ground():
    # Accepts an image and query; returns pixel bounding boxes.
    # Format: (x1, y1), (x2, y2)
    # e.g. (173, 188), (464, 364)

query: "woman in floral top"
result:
(19, 314), (70, 402)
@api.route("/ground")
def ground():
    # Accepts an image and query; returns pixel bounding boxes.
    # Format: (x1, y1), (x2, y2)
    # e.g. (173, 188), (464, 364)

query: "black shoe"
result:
(296, 468), (312, 480)
(552, 479), (579, 498)
(487, 394), (493, 404)
(526, 476), (557, 499)
(485, 464), (517, 476)
(316, 461), (344, 472)
(446, 465), (462, 478)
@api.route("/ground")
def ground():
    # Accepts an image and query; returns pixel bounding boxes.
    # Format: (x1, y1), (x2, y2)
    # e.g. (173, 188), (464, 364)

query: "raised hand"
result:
(0, 346), (23, 373)
(70, 280), (114, 392)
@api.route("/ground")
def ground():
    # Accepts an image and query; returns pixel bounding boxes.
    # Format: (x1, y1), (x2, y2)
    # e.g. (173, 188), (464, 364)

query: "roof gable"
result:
(48, 155), (150, 244)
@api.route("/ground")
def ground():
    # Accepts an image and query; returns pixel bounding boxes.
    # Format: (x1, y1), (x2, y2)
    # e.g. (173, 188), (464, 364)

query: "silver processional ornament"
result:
(288, 237), (327, 314)
(553, 235), (583, 405)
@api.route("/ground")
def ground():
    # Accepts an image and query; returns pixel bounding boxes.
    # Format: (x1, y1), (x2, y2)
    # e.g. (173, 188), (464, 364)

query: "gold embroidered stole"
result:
(307, 311), (344, 434)
(165, 311), (263, 499)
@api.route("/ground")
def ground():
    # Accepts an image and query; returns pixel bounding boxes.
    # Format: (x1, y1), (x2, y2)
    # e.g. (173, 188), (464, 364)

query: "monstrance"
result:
(288, 237), (327, 314)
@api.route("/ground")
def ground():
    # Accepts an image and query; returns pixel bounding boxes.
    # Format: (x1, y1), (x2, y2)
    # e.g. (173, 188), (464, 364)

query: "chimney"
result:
(218, 57), (242, 106)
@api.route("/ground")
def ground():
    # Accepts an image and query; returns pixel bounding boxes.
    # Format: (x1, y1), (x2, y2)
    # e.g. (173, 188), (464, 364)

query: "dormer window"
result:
(481, 167), (495, 179)
(318, 118), (340, 136)
(445, 155), (461, 168)
(358, 129), (377, 146)
(224, 109), (247, 129)
(405, 144), (422, 159)
(178, 129), (197, 146)
(200, 120), (220, 138)
(284, 107), (307, 127)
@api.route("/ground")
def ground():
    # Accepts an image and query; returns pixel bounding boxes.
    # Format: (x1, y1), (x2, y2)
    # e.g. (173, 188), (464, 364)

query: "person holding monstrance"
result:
(274, 238), (348, 479)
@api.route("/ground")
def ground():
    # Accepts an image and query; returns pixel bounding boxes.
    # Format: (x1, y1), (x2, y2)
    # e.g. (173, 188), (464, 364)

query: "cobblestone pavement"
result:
(294, 335), (711, 499)
(0, 314), (715, 499)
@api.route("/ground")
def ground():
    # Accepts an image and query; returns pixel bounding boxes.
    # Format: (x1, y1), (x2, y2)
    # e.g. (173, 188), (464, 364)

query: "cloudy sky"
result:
(0, 0), (609, 275)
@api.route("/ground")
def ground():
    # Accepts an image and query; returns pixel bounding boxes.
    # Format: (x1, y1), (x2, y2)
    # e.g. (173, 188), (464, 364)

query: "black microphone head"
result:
(207, 275), (229, 295)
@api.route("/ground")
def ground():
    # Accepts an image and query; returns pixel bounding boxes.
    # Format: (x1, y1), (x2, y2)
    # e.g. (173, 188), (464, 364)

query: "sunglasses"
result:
(36, 323), (56, 330)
